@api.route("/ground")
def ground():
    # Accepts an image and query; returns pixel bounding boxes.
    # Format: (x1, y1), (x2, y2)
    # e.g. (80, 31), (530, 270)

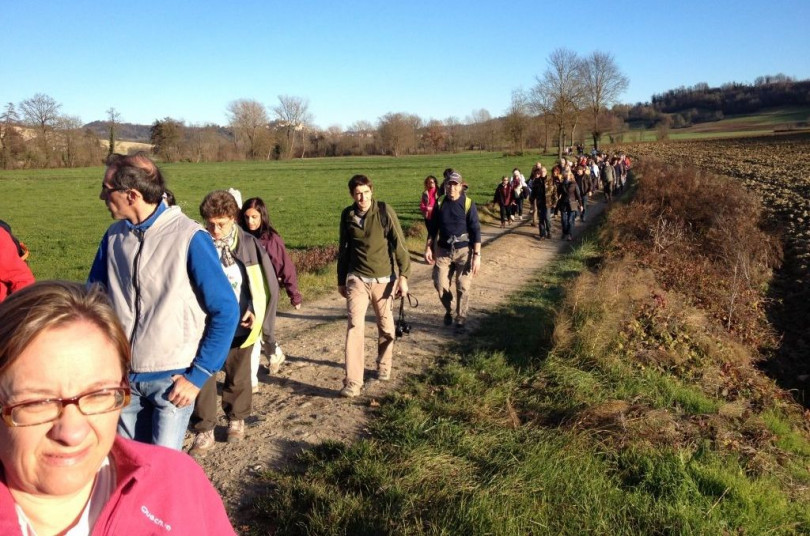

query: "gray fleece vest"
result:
(106, 206), (207, 373)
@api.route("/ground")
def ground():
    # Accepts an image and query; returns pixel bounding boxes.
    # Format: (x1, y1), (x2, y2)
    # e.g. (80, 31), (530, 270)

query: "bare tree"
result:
(423, 119), (446, 153)
(444, 116), (461, 153)
(580, 51), (629, 150)
(20, 93), (61, 135)
(20, 93), (62, 162)
(503, 89), (530, 153)
(466, 108), (495, 150)
(322, 125), (343, 156)
(273, 95), (312, 159)
(54, 115), (102, 168)
(55, 115), (83, 167)
(530, 48), (585, 158)
(226, 99), (270, 159)
(377, 113), (420, 156)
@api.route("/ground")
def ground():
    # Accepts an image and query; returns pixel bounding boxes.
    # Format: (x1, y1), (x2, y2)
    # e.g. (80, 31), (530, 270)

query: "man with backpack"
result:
(424, 170), (481, 333)
(337, 174), (411, 397)
(0, 220), (35, 303)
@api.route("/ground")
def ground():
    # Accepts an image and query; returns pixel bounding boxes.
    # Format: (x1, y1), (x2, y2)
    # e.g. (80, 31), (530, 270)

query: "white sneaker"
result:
(268, 344), (286, 374)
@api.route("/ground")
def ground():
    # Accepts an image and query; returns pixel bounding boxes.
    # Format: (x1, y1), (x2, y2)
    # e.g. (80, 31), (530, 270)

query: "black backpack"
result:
(0, 219), (29, 261)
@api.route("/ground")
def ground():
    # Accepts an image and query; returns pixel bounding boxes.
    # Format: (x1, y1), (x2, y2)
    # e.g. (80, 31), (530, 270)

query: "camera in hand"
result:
(395, 318), (411, 338)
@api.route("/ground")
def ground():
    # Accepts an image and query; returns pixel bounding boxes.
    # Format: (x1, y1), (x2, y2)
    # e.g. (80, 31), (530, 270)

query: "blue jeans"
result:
(118, 375), (195, 451)
(561, 210), (578, 237)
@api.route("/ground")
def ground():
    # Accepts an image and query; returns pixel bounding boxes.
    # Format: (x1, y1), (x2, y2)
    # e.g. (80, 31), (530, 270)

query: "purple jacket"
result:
(257, 232), (302, 307)
(0, 437), (235, 535)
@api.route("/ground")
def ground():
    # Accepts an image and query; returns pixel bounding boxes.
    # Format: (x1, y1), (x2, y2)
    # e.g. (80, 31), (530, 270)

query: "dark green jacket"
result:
(337, 200), (411, 286)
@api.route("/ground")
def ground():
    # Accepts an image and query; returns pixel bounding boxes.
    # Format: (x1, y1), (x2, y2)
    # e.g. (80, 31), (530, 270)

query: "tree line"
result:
(2, 53), (806, 170)
(618, 74), (810, 130)
(1, 95), (106, 169)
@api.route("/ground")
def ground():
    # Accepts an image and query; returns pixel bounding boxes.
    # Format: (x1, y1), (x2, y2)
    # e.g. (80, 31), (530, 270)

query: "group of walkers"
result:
(492, 152), (631, 240)
(0, 152), (486, 536)
(81, 153), (303, 459)
(0, 147), (629, 534)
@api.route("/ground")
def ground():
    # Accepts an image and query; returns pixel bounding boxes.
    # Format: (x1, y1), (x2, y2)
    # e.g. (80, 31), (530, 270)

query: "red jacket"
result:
(493, 183), (514, 207)
(0, 227), (34, 303)
(0, 437), (236, 535)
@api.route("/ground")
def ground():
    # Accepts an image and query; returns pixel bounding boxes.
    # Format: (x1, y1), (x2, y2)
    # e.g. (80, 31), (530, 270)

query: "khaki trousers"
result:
(344, 273), (395, 389)
(433, 247), (473, 323)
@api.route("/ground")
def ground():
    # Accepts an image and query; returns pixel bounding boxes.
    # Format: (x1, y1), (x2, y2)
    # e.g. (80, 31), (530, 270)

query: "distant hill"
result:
(617, 76), (810, 130)
(83, 121), (151, 142)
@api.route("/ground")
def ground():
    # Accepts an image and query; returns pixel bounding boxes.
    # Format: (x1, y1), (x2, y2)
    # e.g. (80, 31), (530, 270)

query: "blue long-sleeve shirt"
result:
(88, 203), (239, 388)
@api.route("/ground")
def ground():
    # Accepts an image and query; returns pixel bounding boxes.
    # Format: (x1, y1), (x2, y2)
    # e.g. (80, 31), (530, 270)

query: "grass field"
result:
(0, 152), (551, 282)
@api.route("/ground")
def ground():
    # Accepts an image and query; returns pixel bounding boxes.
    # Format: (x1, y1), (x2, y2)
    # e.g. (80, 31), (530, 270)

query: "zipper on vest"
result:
(130, 229), (145, 345)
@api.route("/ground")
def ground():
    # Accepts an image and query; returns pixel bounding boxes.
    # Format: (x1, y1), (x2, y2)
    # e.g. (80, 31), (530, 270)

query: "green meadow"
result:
(0, 152), (550, 282)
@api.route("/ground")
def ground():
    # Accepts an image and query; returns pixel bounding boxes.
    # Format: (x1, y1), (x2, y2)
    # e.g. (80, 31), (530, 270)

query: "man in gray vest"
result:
(88, 152), (239, 451)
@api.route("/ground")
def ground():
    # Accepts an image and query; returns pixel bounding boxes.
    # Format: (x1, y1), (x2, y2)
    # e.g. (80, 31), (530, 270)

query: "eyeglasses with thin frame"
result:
(1, 386), (131, 427)
(100, 184), (128, 196)
(206, 219), (234, 231)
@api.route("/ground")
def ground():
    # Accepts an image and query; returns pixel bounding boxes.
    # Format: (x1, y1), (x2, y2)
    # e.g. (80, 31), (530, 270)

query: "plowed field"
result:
(617, 132), (810, 403)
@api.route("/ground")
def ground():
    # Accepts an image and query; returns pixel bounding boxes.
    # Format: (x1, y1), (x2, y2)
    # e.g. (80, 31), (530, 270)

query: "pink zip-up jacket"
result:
(0, 437), (236, 535)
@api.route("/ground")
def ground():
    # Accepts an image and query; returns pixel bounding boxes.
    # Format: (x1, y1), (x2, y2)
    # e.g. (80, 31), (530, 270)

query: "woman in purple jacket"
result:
(239, 197), (302, 390)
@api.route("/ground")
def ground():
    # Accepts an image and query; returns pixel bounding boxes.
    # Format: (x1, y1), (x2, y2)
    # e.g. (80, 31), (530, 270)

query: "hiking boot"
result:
(340, 382), (362, 398)
(268, 344), (286, 374)
(189, 430), (215, 456)
(378, 368), (391, 381)
(443, 313), (453, 326)
(227, 419), (245, 442)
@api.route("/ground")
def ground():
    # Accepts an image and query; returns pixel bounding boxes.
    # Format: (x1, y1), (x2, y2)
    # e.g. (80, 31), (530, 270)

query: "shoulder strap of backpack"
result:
(377, 201), (390, 234)
(435, 197), (471, 214)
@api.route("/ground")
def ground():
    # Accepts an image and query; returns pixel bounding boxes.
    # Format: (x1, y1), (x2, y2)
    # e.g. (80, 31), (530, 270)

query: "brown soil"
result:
(187, 198), (607, 530)
(616, 133), (810, 403)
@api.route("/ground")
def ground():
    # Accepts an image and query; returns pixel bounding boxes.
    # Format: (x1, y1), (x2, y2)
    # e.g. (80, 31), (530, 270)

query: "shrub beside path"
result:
(190, 197), (609, 524)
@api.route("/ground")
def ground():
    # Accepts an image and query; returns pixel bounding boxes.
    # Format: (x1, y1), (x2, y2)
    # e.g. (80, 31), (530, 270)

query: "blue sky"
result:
(2, 0), (808, 129)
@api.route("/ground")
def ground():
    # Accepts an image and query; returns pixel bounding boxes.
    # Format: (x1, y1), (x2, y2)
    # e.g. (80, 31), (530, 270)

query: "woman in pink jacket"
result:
(419, 175), (439, 224)
(0, 281), (235, 535)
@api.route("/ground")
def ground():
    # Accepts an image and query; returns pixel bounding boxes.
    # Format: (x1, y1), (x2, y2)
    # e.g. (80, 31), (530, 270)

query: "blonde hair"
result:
(0, 281), (130, 378)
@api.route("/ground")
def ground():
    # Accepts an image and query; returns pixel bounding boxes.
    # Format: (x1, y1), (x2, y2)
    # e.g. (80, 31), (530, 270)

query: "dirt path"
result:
(189, 197), (608, 528)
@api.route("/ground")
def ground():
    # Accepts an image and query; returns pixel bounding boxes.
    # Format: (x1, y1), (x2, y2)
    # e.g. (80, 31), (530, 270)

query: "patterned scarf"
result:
(213, 224), (237, 267)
